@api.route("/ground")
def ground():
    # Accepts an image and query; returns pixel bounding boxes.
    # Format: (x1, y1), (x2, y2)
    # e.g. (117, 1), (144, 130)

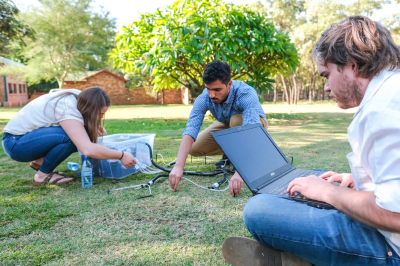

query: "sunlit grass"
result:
(0, 102), (354, 265)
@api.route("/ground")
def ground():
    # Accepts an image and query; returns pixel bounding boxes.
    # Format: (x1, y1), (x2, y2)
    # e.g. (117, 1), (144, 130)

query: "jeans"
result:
(243, 194), (400, 266)
(2, 127), (77, 174)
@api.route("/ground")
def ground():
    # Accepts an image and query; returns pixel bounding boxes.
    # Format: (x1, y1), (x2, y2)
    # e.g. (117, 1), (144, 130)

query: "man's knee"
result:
(243, 194), (290, 230)
(189, 147), (202, 157)
(189, 137), (208, 156)
(260, 117), (269, 130)
(229, 115), (269, 130)
(229, 114), (243, 128)
(189, 145), (222, 157)
(243, 194), (271, 228)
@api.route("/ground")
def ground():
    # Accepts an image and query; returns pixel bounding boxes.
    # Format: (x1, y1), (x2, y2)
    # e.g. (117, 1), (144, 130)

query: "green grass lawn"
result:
(0, 102), (355, 265)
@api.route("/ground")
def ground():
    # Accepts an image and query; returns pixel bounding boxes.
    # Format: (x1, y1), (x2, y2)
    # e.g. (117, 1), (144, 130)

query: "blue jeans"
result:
(243, 194), (400, 266)
(2, 127), (77, 174)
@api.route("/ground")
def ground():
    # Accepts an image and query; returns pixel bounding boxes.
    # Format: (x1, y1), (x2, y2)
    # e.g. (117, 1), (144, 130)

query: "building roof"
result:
(0, 56), (25, 67)
(64, 69), (128, 83)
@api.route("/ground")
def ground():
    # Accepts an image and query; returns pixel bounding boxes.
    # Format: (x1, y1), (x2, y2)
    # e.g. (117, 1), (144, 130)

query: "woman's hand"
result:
(98, 126), (107, 136)
(120, 151), (137, 168)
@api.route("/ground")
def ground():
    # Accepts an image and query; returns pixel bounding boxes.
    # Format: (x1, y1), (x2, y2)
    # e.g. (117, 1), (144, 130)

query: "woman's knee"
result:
(63, 137), (78, 153)
(57, 130), (77, 151)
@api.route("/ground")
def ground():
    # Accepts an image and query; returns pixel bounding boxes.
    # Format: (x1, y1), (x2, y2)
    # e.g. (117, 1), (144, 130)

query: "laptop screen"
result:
(211, 124), (293, 191)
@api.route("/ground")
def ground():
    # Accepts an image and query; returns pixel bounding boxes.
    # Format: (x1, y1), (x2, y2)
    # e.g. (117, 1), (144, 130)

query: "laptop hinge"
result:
(251, 188), (259, 194)
(255, 167), (297, 193)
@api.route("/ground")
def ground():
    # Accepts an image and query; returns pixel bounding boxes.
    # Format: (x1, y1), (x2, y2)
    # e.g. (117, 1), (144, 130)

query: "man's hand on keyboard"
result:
(287, 175), (335, 203)
(320, 171), (355, 189)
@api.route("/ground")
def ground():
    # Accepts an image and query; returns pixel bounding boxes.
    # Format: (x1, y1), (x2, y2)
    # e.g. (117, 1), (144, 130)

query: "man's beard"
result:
(333, 78), (365, 109)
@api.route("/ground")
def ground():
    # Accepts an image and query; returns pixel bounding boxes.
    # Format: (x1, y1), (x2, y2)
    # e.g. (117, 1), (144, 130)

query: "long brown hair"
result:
(313, 16), (400, 79)
(77, 86), (110, 143)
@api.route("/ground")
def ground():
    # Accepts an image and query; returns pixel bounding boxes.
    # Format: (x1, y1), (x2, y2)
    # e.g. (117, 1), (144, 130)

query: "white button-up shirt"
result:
(347, 68), (400, 255)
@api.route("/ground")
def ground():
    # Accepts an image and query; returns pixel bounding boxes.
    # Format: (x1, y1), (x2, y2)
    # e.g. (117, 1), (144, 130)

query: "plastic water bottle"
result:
(66, 162), (79, 171)
(81, 156), (93, 188)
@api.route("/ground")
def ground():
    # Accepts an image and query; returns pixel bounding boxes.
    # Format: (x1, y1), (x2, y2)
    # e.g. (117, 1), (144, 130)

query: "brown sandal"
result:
(29, 162), (41, 171)
(32, 172), (74, 186)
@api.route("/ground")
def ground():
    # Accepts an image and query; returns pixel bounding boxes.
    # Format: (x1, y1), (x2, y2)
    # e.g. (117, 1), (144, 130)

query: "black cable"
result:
(208, 172), (228, 189)
(167, 161), (176, 167)
(146, 174), (169, 186)
(108, 145), (231, 196)
(144, 143), (225, 176)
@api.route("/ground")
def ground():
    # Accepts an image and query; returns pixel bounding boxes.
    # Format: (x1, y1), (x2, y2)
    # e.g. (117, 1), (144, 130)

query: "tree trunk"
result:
(309, 60), (316, 102)
(156, 91), (159, 104)
(273, 84), (277, 104)
(56, 77), (64, 88)
(280, 74), (290, 105)
(289, 76), (294, 105)
(297, 79), (301, 103)
(321, 80), (327, 101)
(162, 90), (165, 105)
(292, 74), (297, 105)
(309, 73), (315, 103)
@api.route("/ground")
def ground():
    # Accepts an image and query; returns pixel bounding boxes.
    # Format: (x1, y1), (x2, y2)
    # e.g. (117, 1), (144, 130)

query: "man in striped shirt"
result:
(169, 60), (268, 197)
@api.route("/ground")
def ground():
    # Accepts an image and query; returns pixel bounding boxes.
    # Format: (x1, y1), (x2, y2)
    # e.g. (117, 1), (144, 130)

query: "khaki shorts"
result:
(189, 114), (269, 156)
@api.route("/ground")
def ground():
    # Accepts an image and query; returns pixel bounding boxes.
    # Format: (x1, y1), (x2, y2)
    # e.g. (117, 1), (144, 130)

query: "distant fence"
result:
(262, 90), (331, 102)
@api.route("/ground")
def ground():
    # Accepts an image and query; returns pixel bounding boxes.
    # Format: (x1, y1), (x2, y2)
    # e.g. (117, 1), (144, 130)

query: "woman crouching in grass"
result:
(2, 86), (137, 186)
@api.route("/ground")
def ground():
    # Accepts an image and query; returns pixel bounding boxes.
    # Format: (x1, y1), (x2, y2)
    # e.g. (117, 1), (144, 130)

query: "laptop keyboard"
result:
(269, 169), (324, 196)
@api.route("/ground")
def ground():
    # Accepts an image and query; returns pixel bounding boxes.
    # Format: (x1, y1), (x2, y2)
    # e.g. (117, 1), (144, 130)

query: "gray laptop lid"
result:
(211, 123), (294, 192)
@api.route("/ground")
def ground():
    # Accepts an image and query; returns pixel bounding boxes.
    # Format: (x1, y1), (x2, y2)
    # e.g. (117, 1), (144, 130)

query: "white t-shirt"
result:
(347, 68), (400, 256)
(4, 89), (84, 135)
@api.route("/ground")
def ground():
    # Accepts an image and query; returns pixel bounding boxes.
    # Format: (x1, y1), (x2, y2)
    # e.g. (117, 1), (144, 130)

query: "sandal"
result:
(32, 172), (74, 186)
(29, 162), (41, 171)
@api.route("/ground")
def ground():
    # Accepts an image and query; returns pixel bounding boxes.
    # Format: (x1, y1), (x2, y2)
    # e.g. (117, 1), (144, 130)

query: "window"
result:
(8, 83), (12, 94)
(19, 84), (22, 93)
(13, 84), (17, 93)
(23, 84), (26, 93)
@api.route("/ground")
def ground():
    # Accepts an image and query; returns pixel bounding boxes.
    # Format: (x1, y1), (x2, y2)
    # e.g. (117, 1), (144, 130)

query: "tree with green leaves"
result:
(110, 0), (299, 100)
(381, 0), (400, 44)
(4, 0), (116, 88)
(258, 0), (386, 104)
(254, 0), (306, 104)
(0, 0), (34, 57)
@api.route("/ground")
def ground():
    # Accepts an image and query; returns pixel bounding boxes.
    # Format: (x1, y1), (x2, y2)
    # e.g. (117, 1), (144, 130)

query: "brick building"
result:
(64, 70), (188, 105)
(0, 57), (29, 107)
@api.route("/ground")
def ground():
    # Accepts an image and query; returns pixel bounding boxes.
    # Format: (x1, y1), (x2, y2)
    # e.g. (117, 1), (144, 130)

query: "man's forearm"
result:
(325, 188), (400, 233)
(175, 135), (195, 168)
